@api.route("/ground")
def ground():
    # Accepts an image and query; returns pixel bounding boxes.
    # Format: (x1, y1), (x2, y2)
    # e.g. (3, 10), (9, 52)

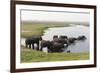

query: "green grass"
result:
(21, 22), (70, 38)
(21, 46), (89, 63)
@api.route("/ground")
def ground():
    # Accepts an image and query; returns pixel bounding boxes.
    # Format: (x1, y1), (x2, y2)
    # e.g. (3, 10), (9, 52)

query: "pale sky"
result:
(21, 10), (90, 22)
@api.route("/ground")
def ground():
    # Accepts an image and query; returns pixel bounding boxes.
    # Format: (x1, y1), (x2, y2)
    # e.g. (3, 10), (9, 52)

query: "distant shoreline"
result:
(21, 21), (89, 26)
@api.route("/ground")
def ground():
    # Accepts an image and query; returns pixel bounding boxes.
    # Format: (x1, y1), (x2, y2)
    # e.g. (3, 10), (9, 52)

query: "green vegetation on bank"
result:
(21, 46), (89, 63)
(21, 22), (72, 38)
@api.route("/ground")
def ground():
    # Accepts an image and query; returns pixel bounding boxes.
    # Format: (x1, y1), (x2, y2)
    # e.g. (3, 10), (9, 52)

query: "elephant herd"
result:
(25, 35), (86, 53)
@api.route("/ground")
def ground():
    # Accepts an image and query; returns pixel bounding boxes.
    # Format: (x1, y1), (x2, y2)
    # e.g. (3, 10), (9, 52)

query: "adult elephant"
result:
(53, 35), (58, 41)
(77, 35), (86, 40)
(53, 36), (68, 47)
(40, 40), (64, 53)
(68, 37), (77, 44)
(49, 41), (64, 53)
(40, 40), (52, 51)
(25, 36), (42, 50)
(59, 35), (68, 40)
(53, 35), (68, 40)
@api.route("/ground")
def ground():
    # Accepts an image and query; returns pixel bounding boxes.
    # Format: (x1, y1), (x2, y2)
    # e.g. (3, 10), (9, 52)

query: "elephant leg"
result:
(40, 47), (43, 51)
(26, 44), (28, 48)
(47, 49), (52, 53)
(32, 44), (34, 50)
(66, 43), (68, 47)
(29, 44), (31, 48)
(36, 43), (39, 50)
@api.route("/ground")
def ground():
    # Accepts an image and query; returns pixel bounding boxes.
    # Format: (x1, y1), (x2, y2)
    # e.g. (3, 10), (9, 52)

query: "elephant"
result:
(40, 40), (53, 51)
(40, 40), (65, 53)
(67, 50), (71, 53)
(77, 35), (87, 40)
(25, 36), (42, 50)
(53, 35), (58, 39)
(53, 35), (68, 47)
(53, 35), (68, 40)
(53, 35), (58, 41)
(59, 35), (68, 40)
(68, 37), (77, 44)
(49, 41), (64, 53)
(54, 38), (68, 47)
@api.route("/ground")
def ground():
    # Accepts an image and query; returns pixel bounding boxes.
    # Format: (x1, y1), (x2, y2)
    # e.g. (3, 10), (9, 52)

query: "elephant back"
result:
(59, 35), (68, 40)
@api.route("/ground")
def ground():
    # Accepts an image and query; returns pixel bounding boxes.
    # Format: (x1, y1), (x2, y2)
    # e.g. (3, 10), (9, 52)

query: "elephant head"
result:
(68, 37), (77, 44)
(53, 35), (58, 41)
(77, 35), (87, 40)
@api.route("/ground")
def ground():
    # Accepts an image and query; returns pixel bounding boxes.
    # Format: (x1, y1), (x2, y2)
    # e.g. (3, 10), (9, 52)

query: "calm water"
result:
(21, 25), (90, 53)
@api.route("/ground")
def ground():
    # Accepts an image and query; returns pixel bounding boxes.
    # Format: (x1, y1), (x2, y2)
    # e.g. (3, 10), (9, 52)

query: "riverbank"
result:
(21, 46), (89, 63)
(21, 22), (71, 38)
